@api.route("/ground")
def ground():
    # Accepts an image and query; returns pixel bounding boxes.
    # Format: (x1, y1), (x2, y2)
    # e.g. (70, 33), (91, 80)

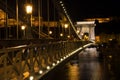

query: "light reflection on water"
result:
(67, 64), (79, 80)
(78, 47), (104, 80)
(47, 47), (114, 80)
(79, 59), (104, 80)
(67, 47), (105, 80)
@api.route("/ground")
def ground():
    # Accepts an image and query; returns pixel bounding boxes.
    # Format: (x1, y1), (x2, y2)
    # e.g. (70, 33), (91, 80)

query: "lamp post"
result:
(16, 0), (19, 39)
(5, 0), (8, 40)
(26, 4), (32, 14)
(21, 25), (26, 39)
(25, 4), (33, 39)
(64, 23), (68, 38)
(47, 0), (50, 36)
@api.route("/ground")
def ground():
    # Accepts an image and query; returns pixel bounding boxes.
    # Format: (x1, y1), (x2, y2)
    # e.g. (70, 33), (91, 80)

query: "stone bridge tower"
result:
(76, 21), (96, 41)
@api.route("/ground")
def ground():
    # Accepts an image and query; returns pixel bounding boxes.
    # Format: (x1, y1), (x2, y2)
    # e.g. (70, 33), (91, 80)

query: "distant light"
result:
(39, 70), (43, 74)
(49, 31), (52, 34)
(60, 58), (63, 61)
(77, 30), (80, 33)
(52, 63), (55, 66)
(61, 4), (64, 6)
(21, 25), (26, 30)
(60, 1), (62, 4)
(65, 11), (67, 13)
(57, 60), (59, 63)
(26, 4), (32, 14)
(64, 24), (68, 28)
(63, 56), (66, 59)
(47, 66), (50, 70)
(67, 35), (70, 38)
(108, 55), (112, 59)
(84, 18), (111, 23)
(109, 38), (112, 41)
(64, 8), (66, 11)
(29, 76), (34, 80)
(60, 33), (63, 36)
(77, 21), (95, 25)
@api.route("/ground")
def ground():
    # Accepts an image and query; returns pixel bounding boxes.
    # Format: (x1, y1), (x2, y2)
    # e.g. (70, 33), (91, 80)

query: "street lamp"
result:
(25, 3), (33, 39)
(21, 25), (26, 39)
(67, 35), (70, 38)
(60, 33), (63, 37)
(25, 4), (32, 14)
(64, 24), (68, 29)
(64, 23), (68, 38)
(21, 25), (26, 30)
(49, 30), (52, 35)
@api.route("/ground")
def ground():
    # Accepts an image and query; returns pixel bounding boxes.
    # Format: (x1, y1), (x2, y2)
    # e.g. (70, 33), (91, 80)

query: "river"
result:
(41, 47), (117, 80)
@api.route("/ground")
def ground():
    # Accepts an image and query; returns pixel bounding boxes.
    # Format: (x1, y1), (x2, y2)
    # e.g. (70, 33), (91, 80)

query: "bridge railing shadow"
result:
(0, 40), (92, 80)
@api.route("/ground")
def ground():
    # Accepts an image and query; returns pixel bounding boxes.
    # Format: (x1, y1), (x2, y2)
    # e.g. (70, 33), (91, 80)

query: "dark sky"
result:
(1, 0), (120, 34)
(4, 0), (120, 21)
(62, 0), (120, 34)
(63, 0), (120, 21)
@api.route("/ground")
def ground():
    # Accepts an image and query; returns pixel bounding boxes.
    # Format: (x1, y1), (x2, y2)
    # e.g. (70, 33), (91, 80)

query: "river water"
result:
(43, 47), (117, 80)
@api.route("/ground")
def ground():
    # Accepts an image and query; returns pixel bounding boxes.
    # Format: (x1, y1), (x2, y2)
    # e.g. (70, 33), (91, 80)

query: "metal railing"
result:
(0, 40), (92, 80)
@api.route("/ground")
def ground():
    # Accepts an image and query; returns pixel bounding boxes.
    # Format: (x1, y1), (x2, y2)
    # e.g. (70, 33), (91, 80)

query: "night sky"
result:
(1, 0), (120, 34)
(63, 0), (120, 34)
(5, 0), (120, 21)
(63, 0), (120, 21)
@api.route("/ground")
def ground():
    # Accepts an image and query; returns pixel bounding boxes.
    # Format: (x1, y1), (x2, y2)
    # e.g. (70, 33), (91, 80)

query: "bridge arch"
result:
(76, 21), (96, 41)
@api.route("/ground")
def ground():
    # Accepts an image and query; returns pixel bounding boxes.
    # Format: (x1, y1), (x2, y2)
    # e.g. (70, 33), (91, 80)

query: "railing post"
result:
(29, 47), (34, 77)
(4, 48), (8, 80)
(18, 51), (23, 80)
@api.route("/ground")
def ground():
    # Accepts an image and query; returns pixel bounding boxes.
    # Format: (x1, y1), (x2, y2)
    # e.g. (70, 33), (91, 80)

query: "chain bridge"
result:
(0, 0), (96, 80)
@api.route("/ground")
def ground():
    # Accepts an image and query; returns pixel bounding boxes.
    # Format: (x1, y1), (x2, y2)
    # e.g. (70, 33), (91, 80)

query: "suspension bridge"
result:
(0, 0), (96, 80)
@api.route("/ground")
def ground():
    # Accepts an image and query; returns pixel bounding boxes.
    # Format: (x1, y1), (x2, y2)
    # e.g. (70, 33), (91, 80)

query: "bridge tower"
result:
(76, 21), (96, 41)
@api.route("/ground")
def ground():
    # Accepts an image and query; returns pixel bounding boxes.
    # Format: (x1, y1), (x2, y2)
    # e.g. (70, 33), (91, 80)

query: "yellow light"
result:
(67, 35), (70, 38)
(109, 38), (112, 41)
(57, 60), (59, 63)
(47, 66), (50, 70)
(61, 58), (63, 61)
(49, 31), (52, 34)
(39, 70), (43, 74)
(77, 30), (80, 33)
(108, 55), (112, 59)
(23, 71), (30, 79)
(64, 24), (68, 28)
(29, 76), (34, 80)
(26, 4), (32, 14)
(60, 33), (63, 36)
(21, 25), (26, 30)
(52, 63), (55, 66)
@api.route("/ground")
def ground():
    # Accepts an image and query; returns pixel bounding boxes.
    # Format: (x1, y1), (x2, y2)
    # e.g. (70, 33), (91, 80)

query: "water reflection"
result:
(47, 47), (114, 80)
(67, 64), (79, 80)
(78, 47), (103, 80)
(79, 59), (104, 80)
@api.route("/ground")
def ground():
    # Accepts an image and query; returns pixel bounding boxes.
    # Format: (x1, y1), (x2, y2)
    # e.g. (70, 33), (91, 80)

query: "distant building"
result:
(84, 17), (112, 23)
(0, 9), (59, 28)
(32, 17), (58, 27)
